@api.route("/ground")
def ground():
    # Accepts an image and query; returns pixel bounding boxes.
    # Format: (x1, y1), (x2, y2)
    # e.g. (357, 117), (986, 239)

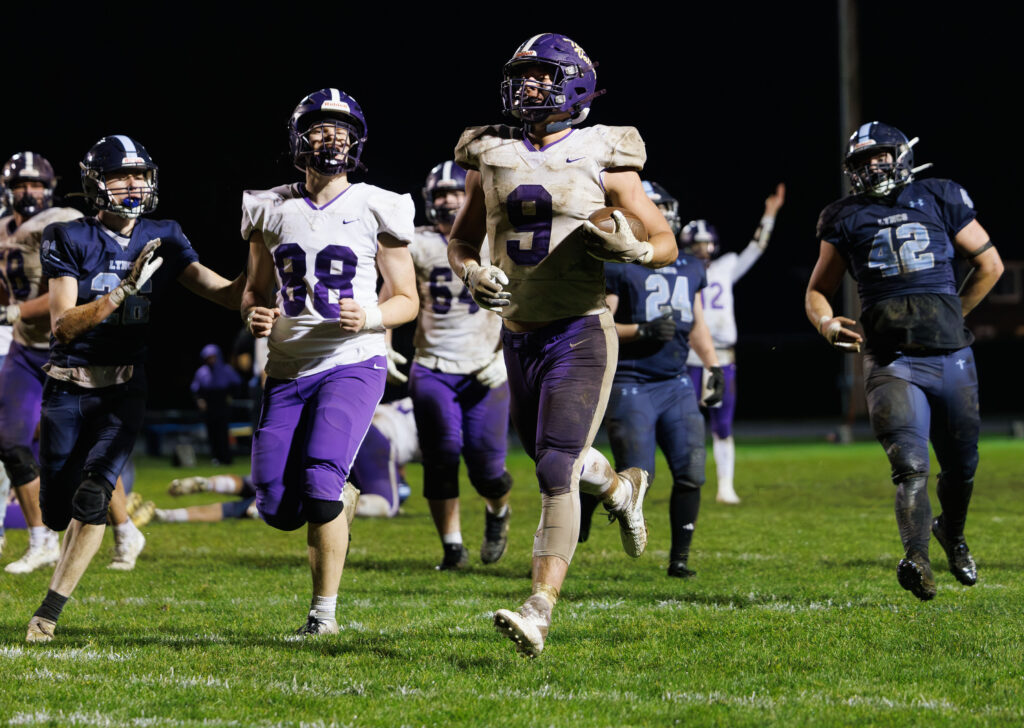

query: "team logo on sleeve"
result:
(960, 188), (975, 209)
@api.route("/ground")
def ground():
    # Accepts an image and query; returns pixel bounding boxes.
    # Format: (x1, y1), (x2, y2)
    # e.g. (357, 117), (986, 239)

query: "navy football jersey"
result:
(605, 252), (706, 382)
(40, 217), (200, 367)
(816, 179), (976, 354)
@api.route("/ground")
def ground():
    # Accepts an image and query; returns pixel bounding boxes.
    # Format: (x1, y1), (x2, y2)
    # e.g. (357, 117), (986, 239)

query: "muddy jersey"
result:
(241, 182), (414, 380)
(0, 207), (83, 348)
(408, 227), (501, 373)
(816, 178), (976, 354)
(685, 243), (763, 365)
(455, 124), (646, 322)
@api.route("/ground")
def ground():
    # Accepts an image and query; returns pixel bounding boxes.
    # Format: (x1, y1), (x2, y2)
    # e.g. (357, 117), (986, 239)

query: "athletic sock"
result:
(441, 532), (463, 546)
(28, 525), (49, 548)
(669, 487), (701, 561)
(309, 594), (337, 622)
(113, 518), (139, 543)
(155, 508), (189, 523)
(34, 589), (69, 623)
(210, 475), (237, 494)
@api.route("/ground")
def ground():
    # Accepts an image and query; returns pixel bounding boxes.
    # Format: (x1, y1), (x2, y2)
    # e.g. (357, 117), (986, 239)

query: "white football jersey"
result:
(0, 207), (83, 348)
(241, 182), (414, 379)
(686, 242), (764, 364)
(408, 227), (501, 373)
(371, 396), (420, 466)
(456, 124), (646, 321)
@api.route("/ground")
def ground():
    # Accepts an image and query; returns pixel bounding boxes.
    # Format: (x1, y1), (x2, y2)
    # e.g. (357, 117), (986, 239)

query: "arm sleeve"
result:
(730, 242), (765, 282)
(937, 180), (978, 236)
(162, 222), (200, 276)
(240, 190), (264, 242)
(40, 224), (82, 279)
(369, 192), (415, 246)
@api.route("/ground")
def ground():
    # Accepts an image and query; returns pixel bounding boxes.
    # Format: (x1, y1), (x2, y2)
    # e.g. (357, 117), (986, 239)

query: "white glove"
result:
(582, 211), (654, 264)
(386, 345), (408, 384)
(110, 239), (163, 306)
(0, 304), (20, 325)
(461, 261), (511, 310)
(476, 351), (507, 388)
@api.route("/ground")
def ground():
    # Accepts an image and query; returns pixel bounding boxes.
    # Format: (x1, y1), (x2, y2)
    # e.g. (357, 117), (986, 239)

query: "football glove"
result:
(582, 211), (654, 265)
(0, 304), (20, 326)
(462, 261), (511, 310)
(386, 345), (409, 385)
(110, 239), (163, 306)
(703, 366), (725, 407)
(475, 351), (507, 389)
(636, 311), (675, 342)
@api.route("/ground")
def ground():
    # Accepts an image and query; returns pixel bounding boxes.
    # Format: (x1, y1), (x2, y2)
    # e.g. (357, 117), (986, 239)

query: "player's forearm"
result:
(804, 289), (834, 331)
(199, 272), (246, 311)
(688, 323), (720, 368)
(644, 231), (680, 268)
(447, 238), (482, 279)
(615, 322), (642, 342)
(52, 295), (120, 344)
(960, 258), (1004, 316)
(379, 293), (419, 329)
(14, 293), (50, 320)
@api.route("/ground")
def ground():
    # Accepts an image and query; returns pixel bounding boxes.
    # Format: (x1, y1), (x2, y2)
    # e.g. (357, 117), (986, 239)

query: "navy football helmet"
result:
(80, 135), (159, 218)
(642, 180), (681, 235)
(501, 33), (602, 127)
(289, 88), (367, 176)
(845, 121), (919, 196)
(2, 152), (55, 219)
(680, 219), (720, 262)
(423, 161), (467, 225)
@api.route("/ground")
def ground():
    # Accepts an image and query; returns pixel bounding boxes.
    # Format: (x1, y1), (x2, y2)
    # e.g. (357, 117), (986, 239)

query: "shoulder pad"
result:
(589, 125), (647, 170)
(455, 125), (519, 170)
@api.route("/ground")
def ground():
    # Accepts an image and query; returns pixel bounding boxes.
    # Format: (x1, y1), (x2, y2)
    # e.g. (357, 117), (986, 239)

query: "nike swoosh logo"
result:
(566, 157), (586, 164)
(372, 364), (386, 370)
(343, 218), (360, 224)
(568, 338), (589, 349)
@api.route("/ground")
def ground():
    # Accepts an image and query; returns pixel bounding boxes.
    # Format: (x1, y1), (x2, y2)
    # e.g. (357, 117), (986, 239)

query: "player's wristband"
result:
(760, 216), (775, 230)
(361, 304), (384, 332)
(817, 314), (832, 337)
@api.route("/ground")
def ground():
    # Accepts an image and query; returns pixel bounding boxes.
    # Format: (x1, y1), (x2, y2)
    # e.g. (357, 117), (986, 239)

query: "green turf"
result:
(1, 438), (1023, 727)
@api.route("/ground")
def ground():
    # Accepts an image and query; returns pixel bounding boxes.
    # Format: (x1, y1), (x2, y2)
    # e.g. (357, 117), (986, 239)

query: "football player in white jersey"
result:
(448, 34), (679, 657)
(0, 152), (81, 573)
(241, 88), (418, 636)
(684, 183), (785, 504)
(408, 161), (514, 570)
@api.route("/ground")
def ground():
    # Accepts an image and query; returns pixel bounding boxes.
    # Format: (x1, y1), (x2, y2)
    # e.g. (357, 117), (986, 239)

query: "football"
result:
(587, 206), (649, 242)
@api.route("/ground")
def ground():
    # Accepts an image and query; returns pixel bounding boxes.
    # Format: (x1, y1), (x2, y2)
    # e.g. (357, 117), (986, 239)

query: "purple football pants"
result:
(502, 313), (617, 497)
(687, 362), (737, 438)
(252, 358), (385, 529)
(0, 342), (48, 478)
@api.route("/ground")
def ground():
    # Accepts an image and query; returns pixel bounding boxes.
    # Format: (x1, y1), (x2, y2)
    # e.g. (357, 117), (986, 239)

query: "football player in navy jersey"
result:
(806, 121), (1003, 601)
(25, 135), (244, 642)
(582, 180), (724, 579)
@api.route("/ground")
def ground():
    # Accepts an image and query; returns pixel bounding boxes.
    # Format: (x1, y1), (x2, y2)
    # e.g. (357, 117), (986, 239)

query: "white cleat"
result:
(26, 616), (56, 643)
(5, 540), (60, 574)
(131, 501), (157, 527)
(493, 595), (551, 658)
(295, 615), (340, 636)
(168, 476), (209, 496)
(108, 529), (146, 571)
(716, 488), (741, 505)
(605, 467), (650, 558)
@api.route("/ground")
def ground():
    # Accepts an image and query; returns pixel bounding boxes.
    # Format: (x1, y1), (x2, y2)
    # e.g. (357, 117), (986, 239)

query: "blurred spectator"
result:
(191, 343), (241, 464)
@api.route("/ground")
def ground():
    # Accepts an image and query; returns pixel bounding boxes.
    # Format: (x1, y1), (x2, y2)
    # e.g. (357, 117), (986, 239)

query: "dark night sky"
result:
(6, 4), (1021, 418)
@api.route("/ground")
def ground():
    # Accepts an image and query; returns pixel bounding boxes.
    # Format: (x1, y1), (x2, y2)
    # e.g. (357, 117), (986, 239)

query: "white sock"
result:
(578, 448), (617, 497)
(210, 475), (237, 494)
(442, 532), (463, 546)
(29, 525), (49, 548)
(155, 508), (189, 523)
(310, 594), (337, 622)
(486, 503), (509, 518)
(713, 436), (736, 494)
(114, 518), (140, 544)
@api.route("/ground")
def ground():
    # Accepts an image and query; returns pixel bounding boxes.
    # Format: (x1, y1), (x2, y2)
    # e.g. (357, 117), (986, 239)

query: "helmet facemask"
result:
(846, 146), (912, 197)
(6, 180), (53, 219)
(84, 166), (159, 219)
(292, 113), (365, 176)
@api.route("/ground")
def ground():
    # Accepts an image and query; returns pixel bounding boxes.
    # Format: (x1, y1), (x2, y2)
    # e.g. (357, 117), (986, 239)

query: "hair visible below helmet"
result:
(501, 33), (602, 128)
(422, 161), (467, 225)
(642, 180), (681, 235)
(845, 121), (915, 196)
(679, 219), (720, 261)
(2, 152), (56, 220)
(80, 136), (159, 219)
(289, 88), (367, 176)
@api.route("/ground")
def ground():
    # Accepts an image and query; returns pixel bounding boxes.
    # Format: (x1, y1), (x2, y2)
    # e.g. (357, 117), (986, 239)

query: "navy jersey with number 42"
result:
(605, 252), (706, 382)
(40, 217), (199, 367)
(816, 178), (976, 354)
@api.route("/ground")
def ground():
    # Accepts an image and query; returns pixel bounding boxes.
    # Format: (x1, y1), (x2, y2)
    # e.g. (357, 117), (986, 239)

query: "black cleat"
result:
(481, 508), (510, 564)
(932, 518), (977, 586)
(667, 560), (696, 579)
(897, 552), (937, 601)
(436, 544), (469, 571)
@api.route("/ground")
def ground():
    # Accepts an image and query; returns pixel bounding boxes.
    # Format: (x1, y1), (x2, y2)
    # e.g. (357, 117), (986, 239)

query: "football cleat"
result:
(436, 544), (469, 571)
(932, 517), (977, 586)
(295, 614), (340, 636)
(897, 552), (937, 601)
(668, 559), (696, 579)
(5, 540), (60, 574)
(25, 616), (56, 643)
(168, 476), (210, 496)
(481, 507), (511, 564)
(716, 487), (741, 505)
(131, 501), (156, 528)
(493, 595), (551, 658)
(108, 528), (146, 571)
(604, 468), (650, 558)
(125, 491), (143, 515)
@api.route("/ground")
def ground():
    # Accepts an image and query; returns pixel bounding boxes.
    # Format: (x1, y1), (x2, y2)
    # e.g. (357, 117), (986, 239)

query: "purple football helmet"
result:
(642, 180), (681, 235)
(680, 219), (720, 262)
(845, 121), (916, 196)
(80, 135), (159, 218)
(422, 160), (467, 225)
(501, 33), (602, 126)
(289, 88), (367, 176)
(2, 152), (55, 219)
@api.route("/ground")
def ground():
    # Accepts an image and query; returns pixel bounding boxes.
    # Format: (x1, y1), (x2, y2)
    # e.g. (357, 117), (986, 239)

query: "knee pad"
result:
(882, 442), (930, 485)
(0, 445), (40, 488)
(71, 476), (115, 526)
(535, 449), (577, 496)
(423, 460), (460, 500)
(260, 508), (306, 531)
(534, 490), (580, 564)
(303, 497), (344, 524)
(472, 471), (512, 500)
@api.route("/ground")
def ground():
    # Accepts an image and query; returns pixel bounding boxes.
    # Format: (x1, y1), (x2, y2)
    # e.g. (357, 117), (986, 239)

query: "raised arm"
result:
(733, 182), (786, 282)
(954, 219), (1003, 316)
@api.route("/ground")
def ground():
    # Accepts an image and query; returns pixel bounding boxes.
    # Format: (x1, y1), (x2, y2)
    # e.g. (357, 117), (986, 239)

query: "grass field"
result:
(1, 438), (1023, 727)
